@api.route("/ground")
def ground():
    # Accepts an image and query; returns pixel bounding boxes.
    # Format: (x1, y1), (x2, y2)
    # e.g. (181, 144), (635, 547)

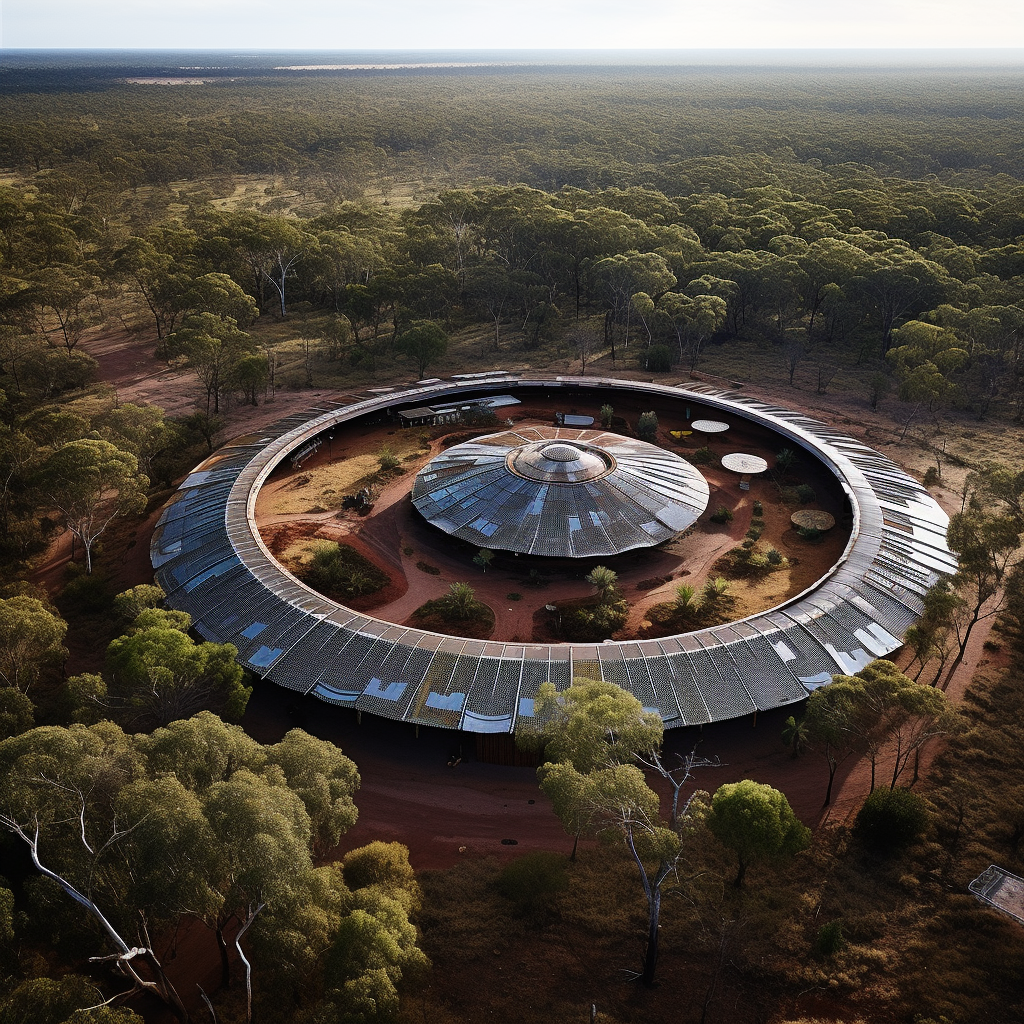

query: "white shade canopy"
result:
(721, 453), (769, 474)
(691, 419), (729, 433)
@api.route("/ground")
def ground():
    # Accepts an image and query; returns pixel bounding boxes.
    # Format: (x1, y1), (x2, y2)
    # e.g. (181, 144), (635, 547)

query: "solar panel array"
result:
(152, 378), (956, 734)
(410, 427), (711, 557)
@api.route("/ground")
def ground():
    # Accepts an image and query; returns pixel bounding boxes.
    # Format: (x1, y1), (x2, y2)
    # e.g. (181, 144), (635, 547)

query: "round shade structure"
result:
(411, 427), (710, 557)
(721, 453), (769, 475)
(691, 419), (730, 434)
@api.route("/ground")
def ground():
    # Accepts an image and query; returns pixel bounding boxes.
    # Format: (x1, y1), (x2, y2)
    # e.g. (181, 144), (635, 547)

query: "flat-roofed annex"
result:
(410, 427), (711, 558)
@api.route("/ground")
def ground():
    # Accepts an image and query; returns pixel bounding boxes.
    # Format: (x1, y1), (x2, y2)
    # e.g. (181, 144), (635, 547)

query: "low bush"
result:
(854, 788), (931, 856)
(814, 920), (846, 957)
(752, 499), (764, 515)
(496, 852), (569, 922)
(561, 599), (629, 641)
(710, 506), (734, 524)
(796, 483), (817, 504)
(302, 542), (390, 600)
(643, 345), (674, 373)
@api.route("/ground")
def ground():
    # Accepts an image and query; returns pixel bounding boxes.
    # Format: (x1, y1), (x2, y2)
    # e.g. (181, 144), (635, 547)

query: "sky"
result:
(2, 0), (1023, 51)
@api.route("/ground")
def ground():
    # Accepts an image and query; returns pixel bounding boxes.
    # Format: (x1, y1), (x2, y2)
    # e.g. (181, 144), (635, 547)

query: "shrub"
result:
(745, 527), (762, 540)
(303, 542), (389, 600)
(600, 403), (614, 428)
(710, 506), (734, 524)
(750, 517), (765, 529)
(377, 446), (401, 473)
(748, 552), (770, 570)
(752, 499), (764, 516)
(496, 852), (569, 921)
(643, 345), (674, 373)
(814, 920), (846, 957)
(796, 483), (817, 503)
(689, 445), (715, 465)
(854, 787), (930, 856)
(797, 526), (823, 542)
(741, 538), (755, 549)
(766, 548), (784, 565)
(60, 570), (113, 615)
(923, 466), (940, 488)
(561, 599), (629, 641)
(636, 410), (659, 441)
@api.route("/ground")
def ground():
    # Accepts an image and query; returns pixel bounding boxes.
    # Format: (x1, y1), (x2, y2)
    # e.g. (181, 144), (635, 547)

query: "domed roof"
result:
(411, 427), (710, 557)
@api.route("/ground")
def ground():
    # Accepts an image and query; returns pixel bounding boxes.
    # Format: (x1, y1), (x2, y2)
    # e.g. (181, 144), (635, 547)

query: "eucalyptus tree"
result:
(0, 714), (394, 1023)
(706, 780), (810, 887)
(35, 438), (148, 575)
(526, 678), (715, 986)
(169, 312), (257, 414)
(0, 595), (68, 693)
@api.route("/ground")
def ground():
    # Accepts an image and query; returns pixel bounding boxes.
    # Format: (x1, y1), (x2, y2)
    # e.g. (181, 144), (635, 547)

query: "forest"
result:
(0, 57), (1024, 1024)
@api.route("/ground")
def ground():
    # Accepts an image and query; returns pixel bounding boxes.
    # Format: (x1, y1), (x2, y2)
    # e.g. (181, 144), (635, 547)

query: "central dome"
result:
(508, 440), (613, 483)
(411, 427), (710, 558)
(541, 442), (584, 461)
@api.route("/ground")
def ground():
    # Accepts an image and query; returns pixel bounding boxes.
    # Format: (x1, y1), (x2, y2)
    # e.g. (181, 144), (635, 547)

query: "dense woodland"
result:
(1, 59), (1024, 1024)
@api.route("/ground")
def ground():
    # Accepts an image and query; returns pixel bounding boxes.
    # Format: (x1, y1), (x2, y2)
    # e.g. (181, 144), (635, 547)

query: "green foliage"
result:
(752, 499), (764, 515)
(0, 976), (116, 1024)
(442, 582), (476, 620)
(635, 410), (659, 441)
(495, 852), (569, 921)
(798, 526), (823, 541)
(710, 505), (734, 524)
(707, 779), (811, 886)
(643, 345), (674, 373)
(854, 787), (931, 855)
(0, 687), (33, 739)
(529, 678), (664, 774)
(560, 598), (629, 642)
(376, 446), (401, 473)
(302, 541), (390, 602)
(106, 626), (251, 727)
(397, 321), (448, 378)
(344, 842), (419, 908)
(795, 483), (817, 504)
(781, 715), (808, 757)
(584, 565), (618, 602)
(472, 548), (494, 573)
(0, 595), (68, 691)
(112, 584), (165, 622)
(599, 404), (614, 428)
(60, 673), (107, 725)
(59, 569), (113, 614)
(775, 448), (797, 474)
(814, 920), (846, 957)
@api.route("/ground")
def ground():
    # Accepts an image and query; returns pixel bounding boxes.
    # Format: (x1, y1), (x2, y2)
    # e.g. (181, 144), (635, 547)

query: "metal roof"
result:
(151, 378), (957, 735)
(411, 427), (710, 557)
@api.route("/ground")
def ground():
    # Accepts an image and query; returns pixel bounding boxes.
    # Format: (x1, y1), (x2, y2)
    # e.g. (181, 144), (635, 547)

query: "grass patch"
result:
(409, 596), (495, 639)
(294, 541), (389, 602)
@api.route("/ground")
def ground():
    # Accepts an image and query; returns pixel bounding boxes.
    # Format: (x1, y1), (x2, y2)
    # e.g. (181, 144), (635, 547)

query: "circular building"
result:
(411, 427), (710, 557)
(151, 377), (957, 735)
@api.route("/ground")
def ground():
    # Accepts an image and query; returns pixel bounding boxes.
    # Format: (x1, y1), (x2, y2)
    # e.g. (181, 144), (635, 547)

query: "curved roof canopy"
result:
(411, 427), (710, 557)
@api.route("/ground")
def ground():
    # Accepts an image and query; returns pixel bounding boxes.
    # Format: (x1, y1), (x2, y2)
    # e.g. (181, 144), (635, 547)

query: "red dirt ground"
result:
(35, 328), (1000, 1021)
